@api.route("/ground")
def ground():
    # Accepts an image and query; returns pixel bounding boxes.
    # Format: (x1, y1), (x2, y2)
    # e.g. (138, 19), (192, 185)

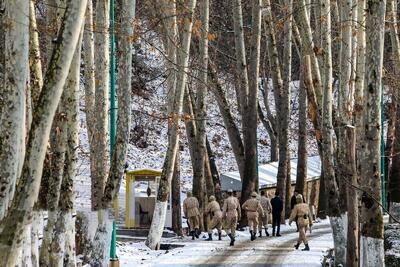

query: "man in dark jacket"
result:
(270, 191), (284, 236)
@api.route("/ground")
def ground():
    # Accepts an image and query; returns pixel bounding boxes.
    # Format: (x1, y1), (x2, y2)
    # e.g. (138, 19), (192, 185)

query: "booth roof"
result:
(125, 168), (162, 176)
(220, 155), (321, 191)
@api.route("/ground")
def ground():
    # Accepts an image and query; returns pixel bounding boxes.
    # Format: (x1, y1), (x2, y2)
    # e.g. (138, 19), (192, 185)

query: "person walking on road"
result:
(205, 195), (223, 241)
(271, 191), (283, 236)
(258, 191), (272, 237)
(183, 191), (200, 240)
(289, 194), (312, 251)
(290, 190), (304, 232)
(242, 192), (264, 241)
(222, 189), (241, 246)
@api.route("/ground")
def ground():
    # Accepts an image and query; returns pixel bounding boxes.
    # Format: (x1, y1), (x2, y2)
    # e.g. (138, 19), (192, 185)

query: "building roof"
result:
(220, 155), (321, 191)
(126, 169), (162, 176)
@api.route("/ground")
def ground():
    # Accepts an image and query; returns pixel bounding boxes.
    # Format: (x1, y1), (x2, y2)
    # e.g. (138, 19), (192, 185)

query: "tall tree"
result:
(296, 58), (308, 196)
(0, 1), (87, 264)
(193, 0), (210, 207)
(91, 0), (110, 210)
(0, 0), (28, 221)
(320, 0), (346, 265)
(281, 0), (293, 217)
(359, 0), (386, 265)
(388, 0), (400, 221)
(146, 0), (197, 250)
(240, 0), (262, 205)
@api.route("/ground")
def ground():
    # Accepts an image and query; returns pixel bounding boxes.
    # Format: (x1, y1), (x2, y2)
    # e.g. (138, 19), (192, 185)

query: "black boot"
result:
(218, 232), (222, 241)
(294, 243), (300, 250)
(250, 230), (254, 241)
(228, 233), (235, 246)
(206, 233), (212, 241)
(191, 231), (195, 240)
(259, 231), (262, 237)
(253, 231), (257, 240)
(265, 229), (269, 237)
(302, 244), (310, 251)
(272, 229), (275, 236)
(194, 228), (199, 239)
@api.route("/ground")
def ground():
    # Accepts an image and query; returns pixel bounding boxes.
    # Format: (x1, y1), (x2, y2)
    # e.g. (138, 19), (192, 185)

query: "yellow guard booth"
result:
(125, 169), (172, 228)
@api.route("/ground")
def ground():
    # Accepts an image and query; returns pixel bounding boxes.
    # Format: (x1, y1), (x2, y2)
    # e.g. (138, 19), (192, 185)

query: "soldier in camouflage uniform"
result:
(222, 189), (241, 246)
(183, 191), (200, 240)
(289, 194), (312, 251)
(258, 190), (272, 237)
(205, 195), (222, 241)
(242, 192), (264, 241)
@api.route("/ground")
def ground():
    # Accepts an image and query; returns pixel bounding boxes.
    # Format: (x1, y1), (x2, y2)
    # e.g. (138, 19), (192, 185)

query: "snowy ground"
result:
(117, 219), (333, 267)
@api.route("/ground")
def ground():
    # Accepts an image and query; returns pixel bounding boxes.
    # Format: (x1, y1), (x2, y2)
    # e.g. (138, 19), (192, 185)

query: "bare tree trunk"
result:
(263, 0), (286, 201)
(29, 0), (43, 109)
(282, 0), (293, 218)
(146, 0), (197, 250)
(172, 151), (183, 236)
(260, 75), (278, 161)
(0, 0), (28, 220)
(83, 0), (97, 204)
(92, 0), (110, 210)
(195, 0), (209, 202)
(389, 99), (400, 221)
(335, 1), (354, 263)
(102, 0), (135, 206)
(359, 1), (386, 265)
(241, 0), (262, 212)
(183, 86), (205, 230)
(50, 29), (82, 267)
(388, 0), (400, 221)
(28, 3), (43, 266)
(0, 1), (87, 264)
(257, 103), (278, 162)
(320, 0), (345, 265)
(345, 126), (359, 267)
(208, 62), (245, 177)
(296, 61), (308, 195)
(206, 137), (223, 205)
(232, 0), (249, 114)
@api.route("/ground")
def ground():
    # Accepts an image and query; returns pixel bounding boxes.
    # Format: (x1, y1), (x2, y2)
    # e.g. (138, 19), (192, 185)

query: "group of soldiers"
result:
(183, 189), (312, 250)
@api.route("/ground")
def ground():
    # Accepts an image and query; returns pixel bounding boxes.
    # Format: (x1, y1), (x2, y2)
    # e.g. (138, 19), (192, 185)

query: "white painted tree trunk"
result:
(360, 236), (385, 266)
(91, 209), (113, 266)
(146, 0), (197, 250)
(0, 1), (87, 265)
(0, 0), (28, 220)
(359, 0), (386, 265)
(320, 0), (345, 265)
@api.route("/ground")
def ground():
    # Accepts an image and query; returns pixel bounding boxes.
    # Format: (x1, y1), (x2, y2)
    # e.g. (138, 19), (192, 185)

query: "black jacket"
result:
(291, 195), (297, 210)
(271, 196), (283, 215)
(291, 194), (306, 209)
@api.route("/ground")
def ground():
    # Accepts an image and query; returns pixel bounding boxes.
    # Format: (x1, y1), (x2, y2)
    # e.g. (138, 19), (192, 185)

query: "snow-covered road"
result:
(118, 219), (333, 266)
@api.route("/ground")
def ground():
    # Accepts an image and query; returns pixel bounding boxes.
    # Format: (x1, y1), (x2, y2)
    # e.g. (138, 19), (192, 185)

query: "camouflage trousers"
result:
(258, 214), (268, 232)
(247, 212), (259, 232)
(225, 215), (238, 236)
(207, 216), (222, 234)
(188, 215), (199, 231)
(298, 226), (308, 244)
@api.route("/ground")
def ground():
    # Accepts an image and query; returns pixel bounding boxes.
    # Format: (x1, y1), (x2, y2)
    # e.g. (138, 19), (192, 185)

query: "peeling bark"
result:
(0, 0), (28, 220)
(359, 0), (386, 264)
(0, 1), (87, 265)
(92, 0), (110, 210)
